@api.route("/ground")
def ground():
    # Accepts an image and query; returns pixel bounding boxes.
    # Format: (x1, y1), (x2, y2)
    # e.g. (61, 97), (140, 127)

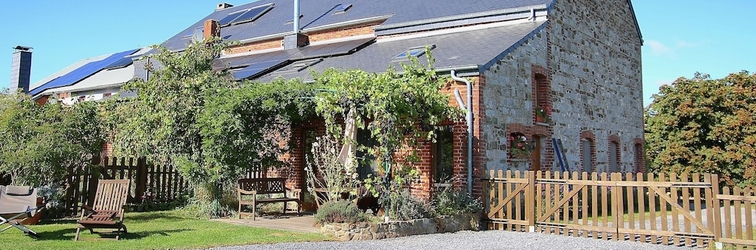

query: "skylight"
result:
(393, 44), (436, 60)
(334, 4), (352, 14)
(279, 58), (323, 72)
(219, 3), (275, 27)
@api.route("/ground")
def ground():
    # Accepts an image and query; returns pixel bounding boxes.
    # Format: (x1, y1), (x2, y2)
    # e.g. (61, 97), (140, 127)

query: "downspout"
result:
(450, 70), (473, 195)
(293, 0), (301, 33)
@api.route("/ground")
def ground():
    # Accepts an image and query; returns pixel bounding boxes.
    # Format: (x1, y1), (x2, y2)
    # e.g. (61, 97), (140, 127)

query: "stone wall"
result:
(547, 0), (644, 173)
(481, 27), (551, 172)
(321, 213), (480, 241)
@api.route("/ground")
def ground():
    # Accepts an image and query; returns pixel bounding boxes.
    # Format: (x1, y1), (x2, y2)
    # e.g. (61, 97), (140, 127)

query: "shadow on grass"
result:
(127, 212), (187, 222)
(33, 228), (194, 241)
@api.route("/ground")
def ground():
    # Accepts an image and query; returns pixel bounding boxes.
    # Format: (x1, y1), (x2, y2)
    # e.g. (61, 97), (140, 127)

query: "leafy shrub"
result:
(386, 189), (433, 221)
(314, 200), (367, 224)
(432, 187), (482, 216)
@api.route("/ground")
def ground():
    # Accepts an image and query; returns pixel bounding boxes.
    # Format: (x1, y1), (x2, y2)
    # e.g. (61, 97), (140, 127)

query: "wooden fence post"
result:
(710, 174), (723, 249)
(611, 172), (620, 241)
(135, 157), (148, 203)
(526, 171), (536, 232)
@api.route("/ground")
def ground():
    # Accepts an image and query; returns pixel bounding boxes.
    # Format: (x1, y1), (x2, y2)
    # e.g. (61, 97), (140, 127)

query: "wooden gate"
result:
(484, 171), (752, 248)
(483, 170), (535, 232)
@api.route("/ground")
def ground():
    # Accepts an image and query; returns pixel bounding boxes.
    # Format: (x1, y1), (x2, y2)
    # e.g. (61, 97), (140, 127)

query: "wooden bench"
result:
(237, 178), (301, 220)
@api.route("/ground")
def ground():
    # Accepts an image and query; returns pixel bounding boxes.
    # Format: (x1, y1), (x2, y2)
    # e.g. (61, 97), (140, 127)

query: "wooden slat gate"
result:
(63, 156), (191, 216)
(484, 170), (535, 232)
(484, 171), (755, 249)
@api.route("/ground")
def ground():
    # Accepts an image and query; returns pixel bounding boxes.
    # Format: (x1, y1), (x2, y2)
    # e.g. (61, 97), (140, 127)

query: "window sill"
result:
(508, 158), (530, 162)
(535, 122), (550, 127)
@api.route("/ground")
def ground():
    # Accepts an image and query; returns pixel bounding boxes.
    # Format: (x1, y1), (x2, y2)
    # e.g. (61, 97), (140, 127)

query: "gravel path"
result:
(212, 230), (695, 250)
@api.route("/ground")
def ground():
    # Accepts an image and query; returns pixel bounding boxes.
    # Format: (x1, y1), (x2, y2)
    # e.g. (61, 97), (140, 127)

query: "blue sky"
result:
(1, 1), (754, 106)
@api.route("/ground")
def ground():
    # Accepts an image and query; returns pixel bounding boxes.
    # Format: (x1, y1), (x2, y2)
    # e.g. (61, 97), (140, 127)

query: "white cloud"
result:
(647, 40), (672, 56)
(676, 40), (699, 48)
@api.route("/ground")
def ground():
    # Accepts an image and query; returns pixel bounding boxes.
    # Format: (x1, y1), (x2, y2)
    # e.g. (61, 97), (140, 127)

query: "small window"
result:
(333, 4), (352, 14)
(609, 141), (619, 172)
(356, 128), (378, 180)
(581, 139), (593, 172)
(393, 44), (436, 60)
(433, 126), (454, 187)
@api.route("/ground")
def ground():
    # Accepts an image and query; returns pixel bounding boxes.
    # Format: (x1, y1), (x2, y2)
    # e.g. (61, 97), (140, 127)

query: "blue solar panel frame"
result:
(29, 49), (139, 96)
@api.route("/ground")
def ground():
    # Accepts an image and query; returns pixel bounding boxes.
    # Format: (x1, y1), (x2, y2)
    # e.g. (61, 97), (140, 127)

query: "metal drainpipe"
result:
(450, 70), (473, 195)
(293, 0), (300, 34)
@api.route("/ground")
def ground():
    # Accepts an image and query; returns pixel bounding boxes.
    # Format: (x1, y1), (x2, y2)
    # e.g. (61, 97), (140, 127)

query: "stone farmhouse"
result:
(14, 0), (644, 197)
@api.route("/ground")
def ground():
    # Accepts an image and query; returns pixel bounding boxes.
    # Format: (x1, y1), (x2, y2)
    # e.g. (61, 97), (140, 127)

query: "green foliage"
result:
(645, 71), (756, 187)
(314, 200), (367, 224)
(432, 187), (483, 216)
(385, 189), (433, 221)
(304, 133), (359, 206)
(0, 91), (104, 186)
(313, 49), (460, 173)
(114, 37), (235, 186)
(312, 49), (460, 217)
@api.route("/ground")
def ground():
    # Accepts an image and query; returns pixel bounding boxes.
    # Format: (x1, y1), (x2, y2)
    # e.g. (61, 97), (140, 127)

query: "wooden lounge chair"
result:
(75, 179), (130, 241)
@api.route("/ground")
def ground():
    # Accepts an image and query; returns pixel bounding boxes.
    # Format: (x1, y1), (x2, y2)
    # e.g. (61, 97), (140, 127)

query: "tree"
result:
(645, 71), (756, 187)
(310, 52), (461, 217)
(0, 91), (104, 186)
(113, 38), (321, 215)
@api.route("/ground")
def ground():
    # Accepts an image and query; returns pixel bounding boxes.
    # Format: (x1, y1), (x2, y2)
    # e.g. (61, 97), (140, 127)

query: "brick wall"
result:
(547, 0), (645, 173)
(227, 39), (282, 54)
(226, 22), (379, 56)
(307, 22), (380, 43)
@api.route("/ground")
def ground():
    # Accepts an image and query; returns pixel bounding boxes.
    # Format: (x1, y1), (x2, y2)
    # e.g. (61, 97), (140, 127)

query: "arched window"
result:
(609, 140), (620, 173)
(581, 138), (594, 173)
(634, 142), (644, 173)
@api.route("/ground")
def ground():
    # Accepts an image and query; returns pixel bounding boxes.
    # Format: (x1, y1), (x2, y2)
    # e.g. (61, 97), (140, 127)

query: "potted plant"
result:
(535, 105), (551, 123)
(509, 135), (531, 159)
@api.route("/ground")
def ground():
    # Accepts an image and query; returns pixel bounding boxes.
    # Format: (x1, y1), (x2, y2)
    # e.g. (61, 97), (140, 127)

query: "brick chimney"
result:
(10, 46), (32, 94)
(203, 19), (220, 40)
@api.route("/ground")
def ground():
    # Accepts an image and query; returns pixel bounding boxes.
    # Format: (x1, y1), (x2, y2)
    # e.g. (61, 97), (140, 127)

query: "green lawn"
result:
(0, 210), (331, 250)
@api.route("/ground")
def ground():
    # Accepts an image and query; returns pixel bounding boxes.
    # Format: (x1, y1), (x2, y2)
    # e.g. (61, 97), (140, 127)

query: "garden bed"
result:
(321, 213), (480, 241)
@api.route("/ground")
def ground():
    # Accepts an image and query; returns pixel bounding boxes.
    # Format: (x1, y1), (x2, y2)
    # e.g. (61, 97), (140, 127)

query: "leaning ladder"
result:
(552, 138), (571, 172)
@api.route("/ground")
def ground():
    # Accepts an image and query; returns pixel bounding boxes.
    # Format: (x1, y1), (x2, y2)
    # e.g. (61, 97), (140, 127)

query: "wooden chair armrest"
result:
(80, 204), (94, 212)
(288, 188), (302, 199)
(237, 188), (257, 195)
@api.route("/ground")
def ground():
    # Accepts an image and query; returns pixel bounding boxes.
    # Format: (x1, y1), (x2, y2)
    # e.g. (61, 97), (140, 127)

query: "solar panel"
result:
(232, 59), (287, 80)
(228, 4), (274, 25)
(219, 10), (248, 26)
(294, 37), (374, 59)
(29, 49), (139, 96)
(104, 57), (133, 70)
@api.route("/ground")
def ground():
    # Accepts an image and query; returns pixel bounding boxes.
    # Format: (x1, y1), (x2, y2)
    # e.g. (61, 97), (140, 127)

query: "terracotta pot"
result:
(301, 202), (317, 212)
(536, 115), (545, 123)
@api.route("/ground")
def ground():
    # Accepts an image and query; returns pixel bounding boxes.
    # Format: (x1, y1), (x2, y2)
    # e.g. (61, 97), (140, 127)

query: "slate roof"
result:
(255, 20), (547, 82)
(162, 0), (554, 51)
